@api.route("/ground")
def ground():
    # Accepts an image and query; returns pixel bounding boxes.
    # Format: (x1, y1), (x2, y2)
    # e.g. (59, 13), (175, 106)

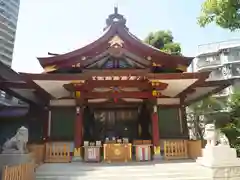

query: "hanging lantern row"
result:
(152, 89), (161, 97)
(151, 81), (162, 87)
(75, 91), (81, 98)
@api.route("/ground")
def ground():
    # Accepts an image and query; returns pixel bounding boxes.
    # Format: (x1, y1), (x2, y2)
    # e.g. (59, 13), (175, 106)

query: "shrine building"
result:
(0, 8), (231, 162)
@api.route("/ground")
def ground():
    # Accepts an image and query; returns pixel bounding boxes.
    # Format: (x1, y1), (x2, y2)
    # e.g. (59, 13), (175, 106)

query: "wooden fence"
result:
(2, 162), (35, 180)
(45, 142), (71, 163)
(163, 140), (188, 160)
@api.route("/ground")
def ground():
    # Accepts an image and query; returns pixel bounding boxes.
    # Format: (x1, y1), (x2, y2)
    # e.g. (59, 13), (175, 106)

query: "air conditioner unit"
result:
(222, 48), (230, 54)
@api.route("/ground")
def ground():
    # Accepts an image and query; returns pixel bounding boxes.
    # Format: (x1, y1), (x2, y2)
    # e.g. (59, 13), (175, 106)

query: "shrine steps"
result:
(36, 160), (212, 180)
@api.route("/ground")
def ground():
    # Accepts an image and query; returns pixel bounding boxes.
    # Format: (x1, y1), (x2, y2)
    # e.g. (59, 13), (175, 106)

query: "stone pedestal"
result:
(197, 145), (240, 179)
(197, 145), (240, 167)
(0, 153), (32, 167)
(153, 154), (163, 160)
(71, 156), (82, 162)
(152, 146), (163, 160)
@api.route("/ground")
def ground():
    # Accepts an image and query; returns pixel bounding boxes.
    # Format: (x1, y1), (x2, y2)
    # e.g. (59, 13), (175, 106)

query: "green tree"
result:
(144, 30), (181, 55)
(198, 0), (240, 31)
(187, 97), (226, 140)
(221, 91), (240, 155)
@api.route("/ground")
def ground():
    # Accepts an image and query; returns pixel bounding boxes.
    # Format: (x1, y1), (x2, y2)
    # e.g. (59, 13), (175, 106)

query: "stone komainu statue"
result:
(204, 123), (230, 147)
(1, 126), (29, 154)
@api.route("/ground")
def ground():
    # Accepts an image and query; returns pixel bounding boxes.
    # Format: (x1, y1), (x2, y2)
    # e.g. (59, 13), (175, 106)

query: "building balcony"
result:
(196, 60), (221, 69)
(206, 69), (224, 81)
(212, 89), (230, 97)
(226, 54), (240, 63)
(0, 28), (14, 40)
(198, 39), (240, 55)
(0, 50), (13, 59)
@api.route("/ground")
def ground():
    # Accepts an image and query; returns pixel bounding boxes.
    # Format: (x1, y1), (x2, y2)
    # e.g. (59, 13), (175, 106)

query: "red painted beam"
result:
(20, 71), (209, 81)
(66, 80), (153, 91)
(70, 80), (168, 91)
(83, 91), (164, 99)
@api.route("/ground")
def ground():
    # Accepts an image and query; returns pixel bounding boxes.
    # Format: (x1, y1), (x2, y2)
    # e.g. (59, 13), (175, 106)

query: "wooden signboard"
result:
(84, 146), (101, 162)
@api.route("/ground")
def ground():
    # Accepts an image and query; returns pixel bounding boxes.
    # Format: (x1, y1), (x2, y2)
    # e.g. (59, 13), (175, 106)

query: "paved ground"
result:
(36, 160), (212, 180)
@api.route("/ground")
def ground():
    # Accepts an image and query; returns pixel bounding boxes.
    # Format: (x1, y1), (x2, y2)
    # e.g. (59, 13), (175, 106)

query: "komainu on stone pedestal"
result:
(204, 123), (230, 147)
(196, 123), (240, 180)
(1, 126), (29, 154)
(204, 123), (217, 147)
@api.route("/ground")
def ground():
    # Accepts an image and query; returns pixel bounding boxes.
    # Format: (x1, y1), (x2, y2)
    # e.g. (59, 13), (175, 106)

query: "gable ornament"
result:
(108, 35), (124, 47)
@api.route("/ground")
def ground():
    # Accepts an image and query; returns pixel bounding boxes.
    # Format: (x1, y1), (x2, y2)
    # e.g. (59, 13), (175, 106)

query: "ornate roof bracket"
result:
(104, 7), (127, 31)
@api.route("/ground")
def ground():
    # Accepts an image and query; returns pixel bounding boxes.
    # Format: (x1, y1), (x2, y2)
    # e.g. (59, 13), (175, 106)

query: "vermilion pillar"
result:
(151, 105), (161, 159)
(74, 106), (83, 149)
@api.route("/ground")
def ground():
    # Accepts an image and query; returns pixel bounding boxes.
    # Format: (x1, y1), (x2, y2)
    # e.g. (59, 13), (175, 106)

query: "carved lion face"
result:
(205, 123), (215, 132)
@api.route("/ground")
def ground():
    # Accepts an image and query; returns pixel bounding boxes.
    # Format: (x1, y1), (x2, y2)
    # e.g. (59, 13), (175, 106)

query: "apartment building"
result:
(0, 0), (21, 106)
(193, 39), (240, 97)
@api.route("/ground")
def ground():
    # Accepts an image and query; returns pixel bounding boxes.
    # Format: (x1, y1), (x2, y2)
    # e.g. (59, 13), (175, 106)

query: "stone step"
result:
(36, 170), (211, 180)
(36, 176), (211, 180)
(36, 162), (212, 180)
(36, 169), (210, 176)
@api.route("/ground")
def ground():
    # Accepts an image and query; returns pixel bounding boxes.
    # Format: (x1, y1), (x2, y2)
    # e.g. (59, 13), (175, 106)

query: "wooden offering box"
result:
(134, 140), (152, 161)
(103, 143), (132, 163)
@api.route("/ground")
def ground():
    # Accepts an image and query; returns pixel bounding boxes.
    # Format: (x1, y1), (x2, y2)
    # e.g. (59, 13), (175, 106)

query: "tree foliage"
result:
(221, 91), (240, 155)
(144, 30), (181, 55)
(187, 91), (240, 154)
(198, 0), (240, 31)
(187, 97), (227, 140)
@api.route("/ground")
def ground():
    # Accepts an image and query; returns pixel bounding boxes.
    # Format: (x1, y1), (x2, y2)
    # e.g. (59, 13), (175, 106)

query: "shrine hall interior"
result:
(0, 8), (232, 146)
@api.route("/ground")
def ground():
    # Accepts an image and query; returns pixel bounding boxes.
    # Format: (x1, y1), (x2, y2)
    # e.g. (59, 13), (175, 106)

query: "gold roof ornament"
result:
(108, 35), (124, 47)
(147, 56), (152, 61)
(152, 62), (161, 67)
(72, 62), (81, 67)
(176, 64), (187, 72)
(44, 65), (57, 73)
(71, 80), (85, 84)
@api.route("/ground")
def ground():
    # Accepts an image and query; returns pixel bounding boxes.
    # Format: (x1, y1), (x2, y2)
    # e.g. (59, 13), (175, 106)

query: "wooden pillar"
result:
(43, 107), (51, 142)
(72, 89), (83, 161)
(47, 109), (51, 139)
(180, 97), (189, 138)
(180, 105), (189, 138)
(74, 106), (83, 149)
(151, 105), (161, 159)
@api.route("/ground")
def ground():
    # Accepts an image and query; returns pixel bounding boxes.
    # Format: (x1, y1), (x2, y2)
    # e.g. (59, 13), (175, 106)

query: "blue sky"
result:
(12, 0), (240, 73)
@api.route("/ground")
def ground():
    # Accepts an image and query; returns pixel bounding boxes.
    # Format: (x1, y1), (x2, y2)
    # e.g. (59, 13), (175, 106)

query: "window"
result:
(0, 9), (5, 15)
(4, 48), (12, 56)
(118, 59), (131, 68)
(0, 90), (5, 97)
(206, 56), (214, 62)
(103, 59), (114, 68)
(0, 1), (5, 7)
(12, 0), (20, 4)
